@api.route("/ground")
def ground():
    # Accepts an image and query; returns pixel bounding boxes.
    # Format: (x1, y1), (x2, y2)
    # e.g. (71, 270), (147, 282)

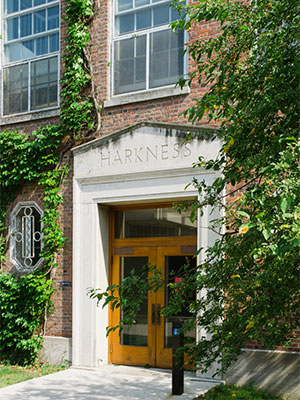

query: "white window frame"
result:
(1, 0), (60, 117)
(111, 0), (188, 99)
(10, 201), (44, 272)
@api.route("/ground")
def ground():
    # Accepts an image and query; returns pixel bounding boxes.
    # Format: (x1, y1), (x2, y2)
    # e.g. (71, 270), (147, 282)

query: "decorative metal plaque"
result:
(11, 202), (43, 272)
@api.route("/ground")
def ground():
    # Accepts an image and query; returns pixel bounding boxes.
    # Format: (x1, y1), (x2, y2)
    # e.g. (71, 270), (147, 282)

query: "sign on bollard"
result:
(172, 319), (184, 395)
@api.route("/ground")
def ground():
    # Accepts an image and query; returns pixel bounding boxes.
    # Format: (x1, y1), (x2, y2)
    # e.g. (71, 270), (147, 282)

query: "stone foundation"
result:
(41, 336), (72, 365)
(225, 349), (300, 399)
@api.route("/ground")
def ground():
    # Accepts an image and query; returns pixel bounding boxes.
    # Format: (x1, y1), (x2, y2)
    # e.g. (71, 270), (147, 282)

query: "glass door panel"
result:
(120, 256), (148, 347)
(164, 255), (196, 349)
(155, 246), (196, 369)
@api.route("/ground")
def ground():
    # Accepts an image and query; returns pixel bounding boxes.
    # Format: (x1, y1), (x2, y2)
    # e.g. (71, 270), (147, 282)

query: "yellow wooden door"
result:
(110, 246), (157, 366)
(110, 244), (196, 368)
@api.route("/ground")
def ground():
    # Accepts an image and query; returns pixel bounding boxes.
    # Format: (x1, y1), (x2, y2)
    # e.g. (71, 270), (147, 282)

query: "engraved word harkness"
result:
(98, 142), (192, 167)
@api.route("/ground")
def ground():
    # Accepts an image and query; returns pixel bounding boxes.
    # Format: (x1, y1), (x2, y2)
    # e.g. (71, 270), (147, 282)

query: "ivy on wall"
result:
(0, 273), (54, 365)
(0, 0), (96, 364)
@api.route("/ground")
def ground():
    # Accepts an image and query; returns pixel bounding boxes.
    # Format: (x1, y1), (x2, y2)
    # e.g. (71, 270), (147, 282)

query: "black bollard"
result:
(172, 319), (184, 395)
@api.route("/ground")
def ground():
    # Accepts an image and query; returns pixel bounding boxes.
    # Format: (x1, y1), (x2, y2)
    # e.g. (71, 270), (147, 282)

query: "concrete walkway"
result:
(0, 365), (220, 400)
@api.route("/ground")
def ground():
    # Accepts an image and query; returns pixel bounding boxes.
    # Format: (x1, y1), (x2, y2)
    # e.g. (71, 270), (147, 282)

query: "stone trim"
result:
(104, 85), (190, 108)
(0, 107), (60, 127)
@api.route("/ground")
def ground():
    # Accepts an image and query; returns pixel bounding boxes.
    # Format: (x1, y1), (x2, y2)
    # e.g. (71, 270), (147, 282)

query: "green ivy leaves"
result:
(0, 273), (53, 365)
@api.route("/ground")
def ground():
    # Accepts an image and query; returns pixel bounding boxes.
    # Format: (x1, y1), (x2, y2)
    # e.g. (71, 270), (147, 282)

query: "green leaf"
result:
(262, 229), (270, 240)
(280, 198), (288, 213)
(237, 210), (250, 219)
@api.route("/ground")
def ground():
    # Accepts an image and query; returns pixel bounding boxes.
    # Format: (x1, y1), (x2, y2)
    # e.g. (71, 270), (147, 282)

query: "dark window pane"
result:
(135, 57), (145, 82)
(7, 18), (19, 40)
(171, 5), (181, 21)
(36, 36), (48, 54)
(118, 0), (133, 12)
(170, 28), (184, 49)
(20, 0), (32, 10)
(49, 32), (59, 52)
(135, 0), (149, 7)
(31, 58), (48, 83)
(50, 55), (58, 74)
(34, 0), (46, 5)
(3, 64), (29, 115)
(34, 9), (46, 33)
(20, 14), (32, 37)
(115, 207), (197, 238)
(6, 0), (19, 14)
(136, 34), (145, 57)
(48, 5), (59, 30)
(136, 9), (151, 30)
(164, 256), (196, 348)
(153, 4), (169, 26)
(170, 48), (183, 77)
(119, 37), (134, 59)
(120, 257), (149, 347)
(22, 40), (35, 59)
(118, 13), (134, 34)
(5, 43), (21, 62)
(30, 57), (58, 110)
(49, 83), (58, 103)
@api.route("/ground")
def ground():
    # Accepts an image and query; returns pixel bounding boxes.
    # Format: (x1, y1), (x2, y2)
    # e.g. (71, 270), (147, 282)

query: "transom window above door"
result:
(2, 0), (60, 116)
(114, 206), (196, 238)
(113, 0), (185, 95)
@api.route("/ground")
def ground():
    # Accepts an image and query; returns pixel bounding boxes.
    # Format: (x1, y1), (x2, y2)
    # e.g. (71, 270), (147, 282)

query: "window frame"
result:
(111, 0), (188, 99)
(1, 0), (60, 117)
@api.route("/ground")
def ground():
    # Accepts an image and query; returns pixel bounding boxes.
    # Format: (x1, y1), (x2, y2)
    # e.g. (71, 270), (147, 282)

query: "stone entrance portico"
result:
(71, 122), (221, 372)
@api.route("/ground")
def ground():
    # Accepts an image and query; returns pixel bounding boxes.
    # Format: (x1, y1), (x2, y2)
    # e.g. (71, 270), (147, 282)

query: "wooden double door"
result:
(109, 242), (196, 369)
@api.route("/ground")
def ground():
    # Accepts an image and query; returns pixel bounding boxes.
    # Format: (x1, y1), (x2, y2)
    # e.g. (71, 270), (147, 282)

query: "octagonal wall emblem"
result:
(10, 201), (43, 272)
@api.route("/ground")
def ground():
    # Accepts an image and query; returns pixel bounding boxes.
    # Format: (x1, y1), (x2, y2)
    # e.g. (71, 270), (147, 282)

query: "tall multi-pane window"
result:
(2, 0), (60, 116)
(113, 0), (185, 96)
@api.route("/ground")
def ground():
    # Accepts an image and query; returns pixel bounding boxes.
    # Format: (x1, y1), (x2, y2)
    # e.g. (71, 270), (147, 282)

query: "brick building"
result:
(0, 0), (299, 396)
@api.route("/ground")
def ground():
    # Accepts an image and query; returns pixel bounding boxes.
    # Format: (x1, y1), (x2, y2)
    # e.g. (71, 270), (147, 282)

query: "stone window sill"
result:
(104, 85), (190, 108)
(0, 107), (60, 127)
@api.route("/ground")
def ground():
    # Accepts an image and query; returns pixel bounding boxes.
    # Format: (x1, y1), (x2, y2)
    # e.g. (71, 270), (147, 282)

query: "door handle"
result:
(152, 304), (161, 325)
(152, 304), (155, 325)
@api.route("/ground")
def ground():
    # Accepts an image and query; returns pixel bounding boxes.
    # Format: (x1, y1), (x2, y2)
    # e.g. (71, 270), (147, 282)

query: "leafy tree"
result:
(90, 0), (300, 374)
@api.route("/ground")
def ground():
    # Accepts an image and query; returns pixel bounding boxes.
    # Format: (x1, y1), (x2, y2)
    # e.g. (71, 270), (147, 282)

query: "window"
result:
(2, 0), (59, 116)
(10, 202), (43, 272)
(115, 207), (197, 238)
(113, 0), (185, 95)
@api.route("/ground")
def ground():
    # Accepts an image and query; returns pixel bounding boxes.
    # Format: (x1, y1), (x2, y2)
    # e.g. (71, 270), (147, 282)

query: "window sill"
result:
(104, 85), (190, 108)
(0, 107), (60, 127)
